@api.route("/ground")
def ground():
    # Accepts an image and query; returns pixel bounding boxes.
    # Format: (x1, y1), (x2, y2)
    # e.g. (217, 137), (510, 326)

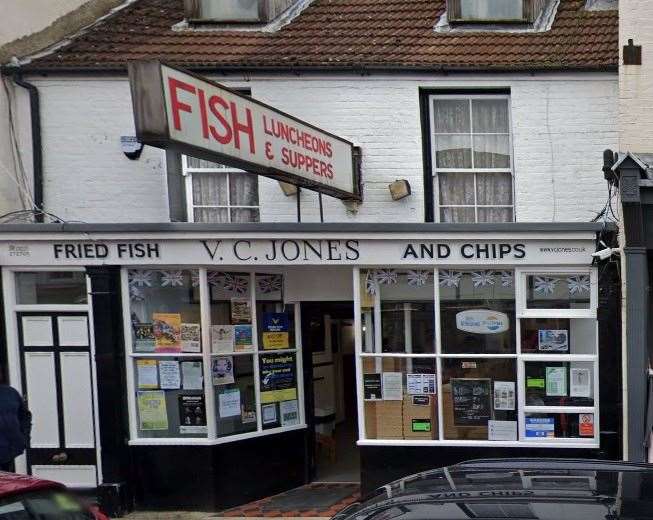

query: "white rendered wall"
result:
(29, 73), (617, 223)
(619, 0), (653, 153)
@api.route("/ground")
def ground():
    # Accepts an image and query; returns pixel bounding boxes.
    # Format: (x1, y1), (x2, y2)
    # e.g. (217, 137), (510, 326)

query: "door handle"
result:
(51, 452), (68, 463)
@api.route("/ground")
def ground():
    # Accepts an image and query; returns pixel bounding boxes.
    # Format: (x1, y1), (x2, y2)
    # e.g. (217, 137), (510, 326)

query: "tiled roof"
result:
(22, 0), (618, 73)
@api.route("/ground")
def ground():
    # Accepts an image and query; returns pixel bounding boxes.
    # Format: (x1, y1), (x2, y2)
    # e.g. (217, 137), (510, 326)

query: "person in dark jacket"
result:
(0, 374), (31, 472)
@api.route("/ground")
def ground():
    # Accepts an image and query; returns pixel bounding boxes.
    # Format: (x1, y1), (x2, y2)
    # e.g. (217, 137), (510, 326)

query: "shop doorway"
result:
(302, 303), (359, 483)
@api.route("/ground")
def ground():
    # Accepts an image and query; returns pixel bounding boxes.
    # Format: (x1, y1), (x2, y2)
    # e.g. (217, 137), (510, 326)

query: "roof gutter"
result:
(12, 72), (43, 222)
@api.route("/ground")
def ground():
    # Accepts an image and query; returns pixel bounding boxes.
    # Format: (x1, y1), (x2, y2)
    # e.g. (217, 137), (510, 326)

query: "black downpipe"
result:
(12, 73), (43, 222)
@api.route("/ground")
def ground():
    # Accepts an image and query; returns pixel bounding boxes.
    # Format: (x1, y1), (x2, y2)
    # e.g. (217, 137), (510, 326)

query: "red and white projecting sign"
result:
(128, 61), (360, 200)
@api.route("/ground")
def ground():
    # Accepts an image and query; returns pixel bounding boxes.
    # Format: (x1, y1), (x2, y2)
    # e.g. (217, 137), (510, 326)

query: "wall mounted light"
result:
(121, 136), (144, 160)
(388, 179), (411, 200)
(278, 181), (298, 196)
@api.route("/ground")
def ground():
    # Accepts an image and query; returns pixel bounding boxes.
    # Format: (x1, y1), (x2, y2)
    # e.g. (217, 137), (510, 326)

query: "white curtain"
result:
(459, 0), (523, 20)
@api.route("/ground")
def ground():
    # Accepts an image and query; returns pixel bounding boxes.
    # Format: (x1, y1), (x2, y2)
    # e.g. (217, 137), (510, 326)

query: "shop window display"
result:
(526, 273), (591, 310)
(125, 269), (302, 443)
(356, 268), (598, 446)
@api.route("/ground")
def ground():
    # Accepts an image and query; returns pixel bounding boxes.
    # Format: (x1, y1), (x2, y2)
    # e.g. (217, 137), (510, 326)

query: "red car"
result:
(0, 472), (109, 520)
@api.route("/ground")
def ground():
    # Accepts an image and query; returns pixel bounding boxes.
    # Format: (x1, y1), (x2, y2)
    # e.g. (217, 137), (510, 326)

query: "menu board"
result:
(451, 378), (492, 427)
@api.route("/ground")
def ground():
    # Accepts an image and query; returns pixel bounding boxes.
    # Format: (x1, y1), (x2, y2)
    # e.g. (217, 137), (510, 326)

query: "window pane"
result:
(230, 208), (260, 223)
(473, 135), (511, 168)
(526, 274), (591, 310)
(194, 207), (229, 223)
(215, 355), (257, 437)
(192, 172), (228, 205)
(15, 271), (87, 305)
(525, 412), (596, 439)
(433, 99), (470, 133)
(440, 207), (476, 223)
(459, 0), (523, 20)
(520, 318), (596, 355)
(362, 356), (438, 440)
(472, 99), (510, 133)
(442, 358), (517, 440)
(476, 172), (512, 205)
(229, 172), (259, 206)
(187, 156), (230, 169)
(435, 135), (472, 168)
(477, 207), (513, 223)
(438, 172), (474, 205)
(525, 361), (595, 407)
(259, 352), (300, 430)
(439, 270), (516, 354)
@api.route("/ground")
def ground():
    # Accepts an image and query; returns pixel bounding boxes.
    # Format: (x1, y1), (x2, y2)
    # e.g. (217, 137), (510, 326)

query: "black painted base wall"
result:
(130, 429), (308, 510)
(360, 436), (622, 498)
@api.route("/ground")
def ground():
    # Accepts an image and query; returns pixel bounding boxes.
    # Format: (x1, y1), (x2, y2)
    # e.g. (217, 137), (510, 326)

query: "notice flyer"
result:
(570, 368), (591, 398)
(525, 417), (555, 438)
(280, 399), (299, 426)
(382, 372), (403, 401)
(218, 388), (241, 418)
(211, 325), (234, 353)
(579, 413), (594, 437)
(493, 381), (516, 411)
(234, 325), (254, 352)
(152, 313), (182, 352)
(488, 420), (517, 441)
(260, 353), (297, 403)
(545, 367), (567, 397)
(262, 313), (290, 350)
(211, 356), (235, 385)
(406, 373), (436, 395)
(181, 323), (201, 353)
(136, 359), (158, 389)
(181, 361), (203, 390)
(538, 329), (569, 352)
(137, 391), (168, 431)
(262, 404), (277, 424)
(363, 373), (382, 400)
(133, 323), (155, 352)
(231, 298), (252, 323)
(158, 360), (181, 390)
(178, 395), (207, 435)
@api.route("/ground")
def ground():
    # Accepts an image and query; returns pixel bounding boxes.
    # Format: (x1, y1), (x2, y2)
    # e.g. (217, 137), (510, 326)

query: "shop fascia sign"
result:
(0, 237), (594, 266)
(128, 60), (361, 201)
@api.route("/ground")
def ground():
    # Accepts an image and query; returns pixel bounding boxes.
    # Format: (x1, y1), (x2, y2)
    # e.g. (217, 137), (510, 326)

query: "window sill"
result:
(357, 439), (599, 449)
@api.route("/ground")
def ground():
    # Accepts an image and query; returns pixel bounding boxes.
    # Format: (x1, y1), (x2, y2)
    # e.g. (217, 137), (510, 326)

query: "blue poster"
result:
(262, 313), (289, 332)
(525, 417), (555, 438)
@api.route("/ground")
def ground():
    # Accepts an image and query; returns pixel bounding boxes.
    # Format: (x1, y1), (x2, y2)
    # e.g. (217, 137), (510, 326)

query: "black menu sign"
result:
(451, 378), (492, 426)
(364, 373), (382, 400)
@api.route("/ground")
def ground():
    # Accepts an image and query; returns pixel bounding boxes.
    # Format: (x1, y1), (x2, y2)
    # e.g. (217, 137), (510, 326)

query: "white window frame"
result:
(353, 265), (599, 449)
(121, 267), (306, 446)
(182, 155), (260, 223)
(430, 94), (516, 223)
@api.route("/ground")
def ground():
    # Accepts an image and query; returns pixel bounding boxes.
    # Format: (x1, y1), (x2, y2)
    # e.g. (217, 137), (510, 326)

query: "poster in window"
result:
(545, 367), (567, 396)
(493, 381), (515, 411)
(260, 353), (297, 403)
(570, 368), (591, 398)
(158, 360), (181, 390)
(218, 388), (241, 418)
(212, 356), (235, 385)
(137, 391), (168, 431)
(178, 395), (207, 434)
(382, 372), (403, 401)
(234, 325), (254, 352)
(579, 413), (594, 437)
(231, 298), (252, 323)
(538, 330), (569, 352)
(407, 374), (436, 395)
(451, 378), (492, 427)
(152, 313), (182, 352)
(181, 361), (203, 390)
(211, 325), (234, 353)
(181, 323), (201, 353)
(363, 373), (382, 400)
(262, 403), (277, 424)
(525, 417), (555, 438)
(136, 359), (159, 389)
(134, 323), (155, 352)
(262, 313), (290, 350)
(280, 399), (299, 426)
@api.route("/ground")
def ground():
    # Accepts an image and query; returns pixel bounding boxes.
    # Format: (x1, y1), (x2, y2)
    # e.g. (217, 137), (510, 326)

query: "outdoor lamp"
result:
(389, 179), (411, 200)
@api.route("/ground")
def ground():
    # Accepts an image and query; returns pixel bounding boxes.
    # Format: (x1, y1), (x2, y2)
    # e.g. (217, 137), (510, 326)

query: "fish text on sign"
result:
(52, 242), (160, 259)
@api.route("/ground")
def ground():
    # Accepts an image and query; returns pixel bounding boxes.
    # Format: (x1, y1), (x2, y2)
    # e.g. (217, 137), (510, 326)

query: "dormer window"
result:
(184, 0), (297, 24)
(447, 0), (545, 24)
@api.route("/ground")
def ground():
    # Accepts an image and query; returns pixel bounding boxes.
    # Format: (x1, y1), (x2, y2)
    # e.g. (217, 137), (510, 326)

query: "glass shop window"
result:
(128, 269), (205, 439)
(524, 412), (597, 440)
(15, 271), (88, 305)
(524, 361), (594, 407)
(441, 358), (517, 441)
(520, 318), (596, 355)
(439, 269), (515, 354)
(526, 273), (591, 310)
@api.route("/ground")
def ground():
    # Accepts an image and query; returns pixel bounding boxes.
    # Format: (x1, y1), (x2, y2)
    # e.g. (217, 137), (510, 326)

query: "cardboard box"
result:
(364, 401), (378, 439)
(403, 394), (437, 439)
(375, 400), (403, 439)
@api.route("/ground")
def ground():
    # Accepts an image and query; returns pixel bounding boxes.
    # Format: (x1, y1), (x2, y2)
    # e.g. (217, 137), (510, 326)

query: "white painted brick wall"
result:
(29, 73), (617, 223)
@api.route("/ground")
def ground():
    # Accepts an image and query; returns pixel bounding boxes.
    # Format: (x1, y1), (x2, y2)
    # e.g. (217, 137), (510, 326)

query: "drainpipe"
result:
(12, 72), (43, 222)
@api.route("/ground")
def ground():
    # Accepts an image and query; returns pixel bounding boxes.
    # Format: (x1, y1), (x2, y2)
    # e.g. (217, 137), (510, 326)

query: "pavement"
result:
(123, 514), (328, 520)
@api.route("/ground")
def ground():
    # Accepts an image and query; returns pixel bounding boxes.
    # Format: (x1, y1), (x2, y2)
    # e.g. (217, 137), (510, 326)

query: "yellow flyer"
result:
(152, 313), (182, 352)
(137, 391), (168, 430)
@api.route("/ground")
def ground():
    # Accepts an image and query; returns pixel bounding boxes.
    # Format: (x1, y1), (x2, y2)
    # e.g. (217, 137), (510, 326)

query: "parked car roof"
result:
(17, 0), (617, 73)
(0, 471), (63, 499)
(334, 459), (653, 520)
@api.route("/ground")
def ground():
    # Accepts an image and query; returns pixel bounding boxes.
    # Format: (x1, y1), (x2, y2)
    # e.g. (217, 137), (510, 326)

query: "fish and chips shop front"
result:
(0, 222), (622, 512)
